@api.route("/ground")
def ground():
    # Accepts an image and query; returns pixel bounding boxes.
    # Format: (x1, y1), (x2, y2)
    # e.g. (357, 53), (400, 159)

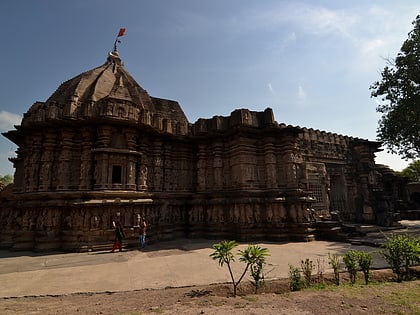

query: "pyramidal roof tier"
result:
(20, 51), (189, 135)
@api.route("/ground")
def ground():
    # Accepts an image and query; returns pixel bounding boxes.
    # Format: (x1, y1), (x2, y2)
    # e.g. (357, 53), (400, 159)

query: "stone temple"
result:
(0, 50), (408, 251)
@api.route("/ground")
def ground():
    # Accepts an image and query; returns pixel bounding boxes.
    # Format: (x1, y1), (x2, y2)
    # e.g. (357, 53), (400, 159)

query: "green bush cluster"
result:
(210, 234), (419, 297)
(379, 234), (420, 282)
(342, 250), (372, 285)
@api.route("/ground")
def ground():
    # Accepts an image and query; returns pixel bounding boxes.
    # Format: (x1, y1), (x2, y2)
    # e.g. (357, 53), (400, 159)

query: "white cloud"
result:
(0, 110), (21, 131)
(294, 6), (357, 38)
(297, 85), (306, 102)
(233, 3), (357, 38)
(268, 82), (275, 94)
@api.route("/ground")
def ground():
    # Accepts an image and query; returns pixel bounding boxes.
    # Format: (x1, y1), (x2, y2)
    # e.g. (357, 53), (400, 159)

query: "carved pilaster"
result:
(124, 128), (137, 151)
(212, 143), (223, 190)
(163, 143), (172, 191)
(57, 129), (73, 190)
(39, 133), (56, 191)
(263, 139), (277, 189)
(94, 153), (109, 190)
(151, 140), (163, 191)
(197, 145), (207, 191)
(27, 134), (42, 192)
(96, 126), (112, 148)
(126, 157), (137, 190)
(79, 128), (93, 190)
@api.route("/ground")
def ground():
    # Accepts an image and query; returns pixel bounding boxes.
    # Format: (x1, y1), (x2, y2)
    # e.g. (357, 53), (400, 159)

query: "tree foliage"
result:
(370, 15), (420, 159)
(0, 174), (13, 187)
(210, 240), (269, 296)
(399, 160), (420, 182)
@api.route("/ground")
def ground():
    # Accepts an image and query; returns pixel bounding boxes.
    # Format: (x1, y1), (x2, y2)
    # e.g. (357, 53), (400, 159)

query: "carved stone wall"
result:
(0, 53), (408, 251)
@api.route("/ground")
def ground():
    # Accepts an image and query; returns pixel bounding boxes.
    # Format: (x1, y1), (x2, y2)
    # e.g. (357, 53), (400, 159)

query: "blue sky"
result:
(0, 1), (418, 176)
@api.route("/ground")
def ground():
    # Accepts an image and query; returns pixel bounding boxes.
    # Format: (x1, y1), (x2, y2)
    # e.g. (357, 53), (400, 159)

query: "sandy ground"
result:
(1, 270), (419, 315)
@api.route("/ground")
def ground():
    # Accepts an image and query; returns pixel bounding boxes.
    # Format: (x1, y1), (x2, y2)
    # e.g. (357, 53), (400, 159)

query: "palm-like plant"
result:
(210, 241), (269, 296)
(210, 240), (238, 295)
(240, 245), (270, 293)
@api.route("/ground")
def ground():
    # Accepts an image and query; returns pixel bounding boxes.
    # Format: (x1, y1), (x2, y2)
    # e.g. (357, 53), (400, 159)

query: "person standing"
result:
(111, 221), (124, 252)
(139, 217), (147, 249)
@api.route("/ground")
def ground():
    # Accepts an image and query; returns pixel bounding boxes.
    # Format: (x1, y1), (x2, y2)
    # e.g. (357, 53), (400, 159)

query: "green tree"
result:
(210, 240), (269, 297)
(0, 174), (13, 187)
(370, 15), (420, 160)
(399, 160), (420, 182)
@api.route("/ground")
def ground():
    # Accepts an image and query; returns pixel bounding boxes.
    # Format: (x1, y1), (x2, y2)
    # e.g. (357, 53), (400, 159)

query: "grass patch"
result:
(387, 286), (420, 313)
(240, 295), (258, 302)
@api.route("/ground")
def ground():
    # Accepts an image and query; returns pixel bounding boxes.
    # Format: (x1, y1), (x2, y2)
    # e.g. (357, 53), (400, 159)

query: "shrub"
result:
(239, 244), (270, 293)
(357, 251), (373, 285)
(328, 253), (341, 285)
(343, 250), (359, 285)
(380, 234), (420, 282)
(316, 257), (325, 285)
(300, 258), (314, 288)
(288, 264), (302, 291)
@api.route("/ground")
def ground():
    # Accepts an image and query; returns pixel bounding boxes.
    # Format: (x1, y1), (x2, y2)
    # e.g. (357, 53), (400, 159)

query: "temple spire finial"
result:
(113, 28), (126, 52)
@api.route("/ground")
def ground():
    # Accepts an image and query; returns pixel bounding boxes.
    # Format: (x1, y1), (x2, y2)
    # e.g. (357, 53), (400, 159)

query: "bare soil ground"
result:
(1, 269), (419, 315)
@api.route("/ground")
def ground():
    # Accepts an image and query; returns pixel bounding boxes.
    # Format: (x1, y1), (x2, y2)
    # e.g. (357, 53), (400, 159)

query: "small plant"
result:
(357, 251), (373, 285)
(343, 250), (359, 285)
(210, 240), (239, 296)
(328, 253), (341, 285)
(210, 241), (270, 297)
(316, 257), (325, 285)
(288, 264), (301, 291)
(240, 244), (270, 293)
(380, 234), (420, 282)
(300, 258), (314, 288)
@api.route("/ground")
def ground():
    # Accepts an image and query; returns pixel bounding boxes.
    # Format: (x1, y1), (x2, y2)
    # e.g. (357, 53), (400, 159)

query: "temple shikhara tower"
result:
(0, 49), (407, 251)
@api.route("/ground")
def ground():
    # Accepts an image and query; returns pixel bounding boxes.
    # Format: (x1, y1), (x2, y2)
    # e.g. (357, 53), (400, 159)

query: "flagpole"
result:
(113, 28), (126, 52)
(113, 38), (119, 52)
